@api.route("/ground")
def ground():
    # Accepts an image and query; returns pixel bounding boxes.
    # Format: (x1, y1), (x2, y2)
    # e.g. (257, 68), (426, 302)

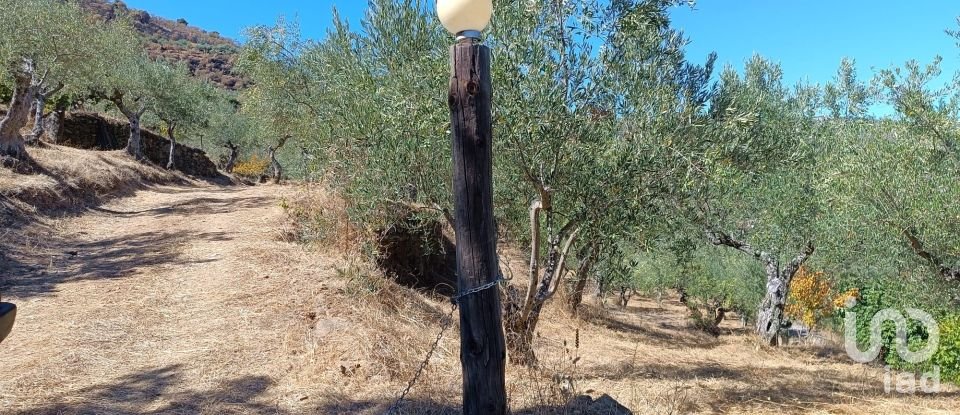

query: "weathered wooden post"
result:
(437, 1), (507, 414)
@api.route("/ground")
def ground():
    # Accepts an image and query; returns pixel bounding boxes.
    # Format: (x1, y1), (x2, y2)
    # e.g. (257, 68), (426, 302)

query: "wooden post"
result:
(448, 39), (507, 414)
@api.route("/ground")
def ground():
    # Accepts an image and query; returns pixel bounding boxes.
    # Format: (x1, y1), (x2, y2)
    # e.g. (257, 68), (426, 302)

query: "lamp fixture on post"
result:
(437, 0), (493, 41)
(436, 1), (507, 414)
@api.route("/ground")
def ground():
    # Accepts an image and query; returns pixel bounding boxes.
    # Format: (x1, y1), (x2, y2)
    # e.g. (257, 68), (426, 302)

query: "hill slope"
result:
(78, 0), (249, 90)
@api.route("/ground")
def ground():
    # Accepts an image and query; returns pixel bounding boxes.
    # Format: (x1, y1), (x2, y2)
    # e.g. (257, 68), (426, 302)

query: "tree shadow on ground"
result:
(0, 229), (222, 299)
(578, 306), (722, 350)
(0, 184), (277, 299)
(580, 360), (960, 414)
(706, 371), (960, 414)
(1, 153), (189, 220)
(9, 364), (281, 415)
(90, 195), (276, 217)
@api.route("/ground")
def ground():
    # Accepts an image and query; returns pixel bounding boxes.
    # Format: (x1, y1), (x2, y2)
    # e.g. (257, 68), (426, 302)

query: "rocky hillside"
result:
(78, 0), (248, 90)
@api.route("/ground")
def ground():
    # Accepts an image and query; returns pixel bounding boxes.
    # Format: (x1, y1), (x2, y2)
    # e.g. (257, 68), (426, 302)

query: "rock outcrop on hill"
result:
(78, 0), (248, 90)
(50, 111), (219, 178)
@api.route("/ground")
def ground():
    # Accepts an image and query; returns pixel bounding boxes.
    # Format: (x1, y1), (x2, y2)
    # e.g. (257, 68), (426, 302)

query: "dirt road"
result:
(0, 184), (326, 414)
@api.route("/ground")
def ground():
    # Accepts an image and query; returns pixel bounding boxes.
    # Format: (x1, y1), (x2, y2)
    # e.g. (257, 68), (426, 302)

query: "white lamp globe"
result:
(437, 0), (493, 38)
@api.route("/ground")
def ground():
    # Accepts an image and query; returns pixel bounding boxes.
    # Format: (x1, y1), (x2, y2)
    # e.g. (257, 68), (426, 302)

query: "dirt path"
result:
(0, 184), (329, 414)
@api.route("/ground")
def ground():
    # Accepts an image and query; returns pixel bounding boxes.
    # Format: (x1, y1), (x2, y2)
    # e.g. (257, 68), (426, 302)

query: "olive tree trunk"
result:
(0, 65), (36, 158)
(618, 287), (635, 309)
(109, 91), (146, 160)
(504, 189), (580, 365)
(125, 112), (145, 159)
(707, 230), (814, 346)
(567, 241), (599, 314)
(223, 140), (239, 173)
(165, 120), (177, 170)
(268, 135), (290, 184)
(269, 147), (282, 183)
(30, 83), (64, 142)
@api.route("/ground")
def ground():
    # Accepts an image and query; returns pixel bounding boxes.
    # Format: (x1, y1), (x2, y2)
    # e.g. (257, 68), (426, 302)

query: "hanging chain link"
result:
(386, 272), (508, 414)
(449, 275), (505, 305)
(386, 302), (456, 415)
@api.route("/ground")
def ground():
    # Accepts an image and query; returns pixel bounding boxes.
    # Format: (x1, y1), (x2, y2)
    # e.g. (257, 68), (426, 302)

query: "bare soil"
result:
(0, 183), (957, 414)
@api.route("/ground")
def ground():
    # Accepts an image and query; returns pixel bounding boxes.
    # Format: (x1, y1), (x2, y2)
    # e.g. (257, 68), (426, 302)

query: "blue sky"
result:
(123, 0), (960, 89)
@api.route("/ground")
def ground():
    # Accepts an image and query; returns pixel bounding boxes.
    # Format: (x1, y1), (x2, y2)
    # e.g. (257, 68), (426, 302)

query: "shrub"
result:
(785, 266), (835, 328)
(232, 154), (269, 178)
(833, 288), (859, 309)
(844, 281), (939, 375)
(933, 315), (960, 384)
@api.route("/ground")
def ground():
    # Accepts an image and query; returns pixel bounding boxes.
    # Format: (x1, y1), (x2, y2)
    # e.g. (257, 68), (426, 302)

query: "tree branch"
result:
(904, 229), (959, 282)
(542, 226), (581, 301)
(521, 198), (543, 320)
(706, 229), (762, 260)
(782, 241), (815, 281)
(385, 199), (454, 229)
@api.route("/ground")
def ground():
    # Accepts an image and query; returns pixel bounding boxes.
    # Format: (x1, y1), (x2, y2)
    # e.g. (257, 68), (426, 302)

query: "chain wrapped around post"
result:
(386, 273), (507, 414)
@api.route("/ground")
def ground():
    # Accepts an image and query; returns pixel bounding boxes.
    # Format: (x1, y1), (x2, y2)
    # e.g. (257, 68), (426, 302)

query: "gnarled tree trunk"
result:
(754, 256), (786, 345)
(165, 120), (177, 170)
(268, 135), (290, 184)
(223, 140), (239, 173)
(714, 305), (728, 327)
(30, 83), (64, 142)
(566, 241), (599, 314)
(125, 112), (144, 159)
(109, 91), (146, 160)
(504, 190), (579, 365)
(677, 285), (689, 305)
(708, 230), (814, 346)
(0, 65), (36, 159)
(269, 147), (282, 183)
(618, 287), (635, 308)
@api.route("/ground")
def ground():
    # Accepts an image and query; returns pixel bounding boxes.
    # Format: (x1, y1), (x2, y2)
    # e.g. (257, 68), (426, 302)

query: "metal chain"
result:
(387, 274), (507, 414)
(386, 303), (456, 415)
(450, 275), (506, 306)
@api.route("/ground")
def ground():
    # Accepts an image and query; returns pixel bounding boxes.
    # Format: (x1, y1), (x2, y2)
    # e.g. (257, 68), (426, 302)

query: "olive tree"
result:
(238, 0), (711, 364)
(86, 15), (157, 160)
(821, 57), (960, 306)
(689, 56), (825, 346)
(0, 0), (105, 158)
(239, 3), (451, 214)
(237, 19), (324, 182)
(476, 0), (718, 364)
(149, 62), (217, 169)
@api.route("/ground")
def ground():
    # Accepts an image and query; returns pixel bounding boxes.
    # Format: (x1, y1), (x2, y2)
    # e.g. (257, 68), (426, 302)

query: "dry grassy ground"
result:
(0, 145), (183, 219)
(0, 173), (958, 414)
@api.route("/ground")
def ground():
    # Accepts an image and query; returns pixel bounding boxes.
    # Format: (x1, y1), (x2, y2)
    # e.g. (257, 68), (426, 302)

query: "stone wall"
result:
(52, 111), (220, 178)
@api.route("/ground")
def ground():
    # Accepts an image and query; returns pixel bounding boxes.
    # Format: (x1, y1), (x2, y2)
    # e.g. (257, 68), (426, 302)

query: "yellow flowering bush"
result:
(232, 155), (269, 178)
(786, 266), (835, 328)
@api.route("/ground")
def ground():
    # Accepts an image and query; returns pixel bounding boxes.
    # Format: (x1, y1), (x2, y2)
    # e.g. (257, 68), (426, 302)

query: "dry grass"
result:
(278, 182), (364, 254)
(0, 144), (183, 221)
(276, 187), (959, 414)
(1, 179), (958, 414)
